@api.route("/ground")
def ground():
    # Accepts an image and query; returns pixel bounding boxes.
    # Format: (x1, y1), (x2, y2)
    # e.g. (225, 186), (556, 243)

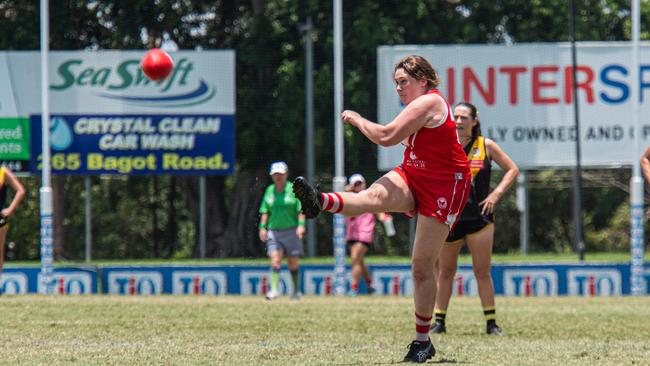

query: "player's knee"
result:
(473, 266), (491, 280)
(363, 186), (384, 208)
(412, 260), (434, 283)
(438, 265), (457, 280)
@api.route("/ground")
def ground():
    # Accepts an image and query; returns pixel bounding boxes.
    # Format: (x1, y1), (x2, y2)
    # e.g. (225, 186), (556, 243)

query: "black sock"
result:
(484, 306), (496, 327)
(290, 269), (300, 294)
(434, 308), (446, 324)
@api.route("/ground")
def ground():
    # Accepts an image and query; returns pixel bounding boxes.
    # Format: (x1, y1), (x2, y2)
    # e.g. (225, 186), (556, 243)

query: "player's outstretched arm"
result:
(480, 139), (519, 215)
(1, 168), (25, 218)
(341, 93), (444, 147)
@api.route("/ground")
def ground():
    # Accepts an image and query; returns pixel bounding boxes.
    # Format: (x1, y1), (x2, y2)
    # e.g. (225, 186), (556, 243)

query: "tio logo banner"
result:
(451, 269), (478, 296)
(303, 269), (359, 295)
(172, 271), (227, 295)
(240, 270), (294, 295)
(107, 271), (163, 295)
(373, 269), (413, 296)
(567, 269), (621, 296)
(38, 272), (93, 294)
(0, 273), (28, 294)
(640, 268), (650, 295)
(503, 269), (559, 296)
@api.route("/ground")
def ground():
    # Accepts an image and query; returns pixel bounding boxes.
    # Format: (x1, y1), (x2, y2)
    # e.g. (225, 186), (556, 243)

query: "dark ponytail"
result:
(456, 102), (481, 139)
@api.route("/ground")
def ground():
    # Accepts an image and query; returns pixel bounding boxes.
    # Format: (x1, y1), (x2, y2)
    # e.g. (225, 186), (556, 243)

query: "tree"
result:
(0, 0), (644, 259)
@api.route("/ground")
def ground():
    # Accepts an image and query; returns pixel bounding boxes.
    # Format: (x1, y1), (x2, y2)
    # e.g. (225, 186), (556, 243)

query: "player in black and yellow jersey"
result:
(431, 102), (519, 336)
(0, 165), (25, 286)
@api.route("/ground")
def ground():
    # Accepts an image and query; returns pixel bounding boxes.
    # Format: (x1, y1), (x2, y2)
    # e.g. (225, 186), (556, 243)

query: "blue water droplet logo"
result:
(50, 117), (73, 151)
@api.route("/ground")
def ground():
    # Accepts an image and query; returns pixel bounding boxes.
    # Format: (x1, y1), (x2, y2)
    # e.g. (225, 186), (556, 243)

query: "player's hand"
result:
(1, 209), (11, 218)
(479, 192), (500, 215)
(259, 228), (267, 242)
(296, 225), (306, 239)
(341, 110), (361, 125)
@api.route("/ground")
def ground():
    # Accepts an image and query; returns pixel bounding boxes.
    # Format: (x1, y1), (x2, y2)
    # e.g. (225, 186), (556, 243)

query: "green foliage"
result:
(0, 1), (645, 258)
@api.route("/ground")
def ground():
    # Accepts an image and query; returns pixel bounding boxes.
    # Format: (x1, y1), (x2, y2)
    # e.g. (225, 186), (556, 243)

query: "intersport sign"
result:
(378, 43), (649, 169)
(0, 50), (235, 115)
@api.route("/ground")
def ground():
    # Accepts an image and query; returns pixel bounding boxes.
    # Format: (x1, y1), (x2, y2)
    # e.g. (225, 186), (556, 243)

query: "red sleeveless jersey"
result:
(401, 89), (470, 180)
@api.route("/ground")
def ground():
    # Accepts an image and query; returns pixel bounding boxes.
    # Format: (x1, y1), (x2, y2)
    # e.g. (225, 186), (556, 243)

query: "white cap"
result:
(349, 173), (365, 185)
(269, 161), (288, 175)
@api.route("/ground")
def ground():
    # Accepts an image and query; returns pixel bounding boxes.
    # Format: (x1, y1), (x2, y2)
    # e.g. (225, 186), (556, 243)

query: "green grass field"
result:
(1, 296), (649, 365)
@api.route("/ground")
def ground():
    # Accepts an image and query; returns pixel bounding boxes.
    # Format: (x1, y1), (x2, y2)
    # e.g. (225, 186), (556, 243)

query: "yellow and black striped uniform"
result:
(0, 167), (7, 210)
(0, 167), (8, 227)
(447, 136), (493, 242)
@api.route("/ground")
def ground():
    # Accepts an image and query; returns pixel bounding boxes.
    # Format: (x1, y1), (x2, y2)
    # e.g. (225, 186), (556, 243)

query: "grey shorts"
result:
(266, 227), (304, 257)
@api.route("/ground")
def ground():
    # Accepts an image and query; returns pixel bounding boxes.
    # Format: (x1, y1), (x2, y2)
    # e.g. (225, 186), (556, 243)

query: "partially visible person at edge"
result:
(292, 55), (471, 363)
(344, 173), (392, 296)
(258, 161), (306, 301)
(0, 164), (26, 286)
(431, 102), (519, 337)
(640, 146), (650, 184)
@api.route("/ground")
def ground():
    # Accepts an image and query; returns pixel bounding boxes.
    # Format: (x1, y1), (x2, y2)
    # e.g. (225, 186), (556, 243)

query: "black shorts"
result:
(347, 240), (371, 248)
(446, 217), (492, 242)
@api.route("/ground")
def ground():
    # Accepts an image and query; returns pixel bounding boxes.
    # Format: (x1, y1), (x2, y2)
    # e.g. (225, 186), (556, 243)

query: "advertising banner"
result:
(1, 50), (235, 116)
(378, 43), (650, 169)
(0, 268), (97, 295)
(0, 50), (236, 176)
(3, 263), (647, 296)
(30, 114), (234, 175)
(0, 118), (30, 173)
(97, 263), (649, 296)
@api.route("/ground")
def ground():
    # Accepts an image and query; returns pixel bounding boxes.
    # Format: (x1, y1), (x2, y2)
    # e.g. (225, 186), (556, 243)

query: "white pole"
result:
(517, 171), (529, 255)
(39, 0), (55, 294)
(630, 0), (644, 296)
(332, 0), (347, 296)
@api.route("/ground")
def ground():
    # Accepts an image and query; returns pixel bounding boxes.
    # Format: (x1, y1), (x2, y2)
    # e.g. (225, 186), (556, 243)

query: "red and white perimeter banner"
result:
(378, 42), (650, 169)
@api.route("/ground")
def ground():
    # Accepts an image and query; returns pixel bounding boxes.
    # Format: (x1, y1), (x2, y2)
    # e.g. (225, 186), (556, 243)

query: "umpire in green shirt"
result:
(259, 161), (306, 300)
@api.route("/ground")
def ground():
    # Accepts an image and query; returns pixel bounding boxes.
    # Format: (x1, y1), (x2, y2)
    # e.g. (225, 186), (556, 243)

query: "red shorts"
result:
(393, 165), (471, 229)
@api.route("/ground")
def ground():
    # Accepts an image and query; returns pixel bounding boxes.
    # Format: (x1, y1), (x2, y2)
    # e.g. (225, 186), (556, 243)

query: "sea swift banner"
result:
(0, 50), (235, 116)
(30, 114), (234, 175)
(0, 50), (236, 175)
(378, 42), (650, 169)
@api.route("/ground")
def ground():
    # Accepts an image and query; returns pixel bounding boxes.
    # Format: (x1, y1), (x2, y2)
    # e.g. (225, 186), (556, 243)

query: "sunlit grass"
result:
(0, 296), (648, 365)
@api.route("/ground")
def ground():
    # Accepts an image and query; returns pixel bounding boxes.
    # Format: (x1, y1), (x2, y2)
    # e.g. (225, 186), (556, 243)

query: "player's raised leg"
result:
(293, 170), (413, 218)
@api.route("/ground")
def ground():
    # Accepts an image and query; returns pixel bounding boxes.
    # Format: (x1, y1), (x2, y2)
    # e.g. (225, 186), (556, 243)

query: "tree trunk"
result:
(152, 176), (160, 258)
(166, 176), (178, 258)
(186, 176), (227, 257)
(220, 170), (266, 257)
(52, 176), (65, 259)
(185, 171), (266, 258)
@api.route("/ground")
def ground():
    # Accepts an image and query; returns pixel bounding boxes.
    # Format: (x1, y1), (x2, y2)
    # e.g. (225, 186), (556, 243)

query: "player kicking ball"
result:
(294, 55), (471, 363)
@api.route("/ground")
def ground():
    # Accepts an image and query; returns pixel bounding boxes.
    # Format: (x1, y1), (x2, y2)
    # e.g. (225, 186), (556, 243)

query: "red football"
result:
(141, 48), (174, 81)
